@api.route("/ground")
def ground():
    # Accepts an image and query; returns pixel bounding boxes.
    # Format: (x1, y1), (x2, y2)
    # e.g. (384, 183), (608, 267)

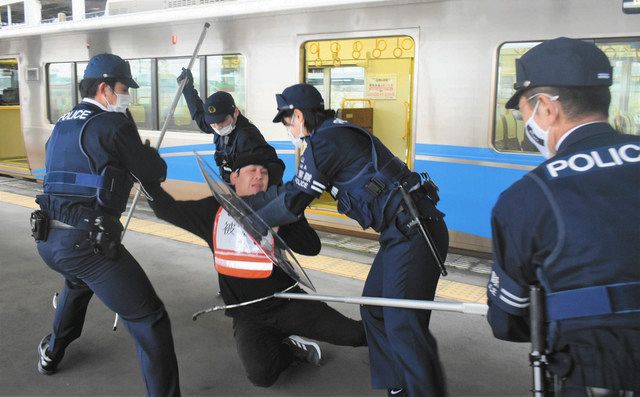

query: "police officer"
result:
(177, 69), (285, 184)
(144, 152), (366, 388)
(34, 53), (180, 396)
(247, 84), (449, 396)
(487, 37), (640, 395)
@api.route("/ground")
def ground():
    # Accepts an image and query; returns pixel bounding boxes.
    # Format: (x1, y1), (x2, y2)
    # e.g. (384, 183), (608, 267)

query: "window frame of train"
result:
(155, 53), (246, 133)
(46, 53), (246, 132)
(493, 36), (640, 153)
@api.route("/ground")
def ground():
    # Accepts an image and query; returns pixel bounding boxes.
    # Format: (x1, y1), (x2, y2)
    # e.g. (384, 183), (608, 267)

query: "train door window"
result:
(493, 37), (640, 152)
(0, 60), (19, 105)
(127, 59), (155, 130)
(158, 57), (201, 132)
(206, 54), (246, 113)
(47, 62), (76, 122)
(598, 38), (640, 135)
(306, 67), (327, 99)
(329, 66), (366, 111)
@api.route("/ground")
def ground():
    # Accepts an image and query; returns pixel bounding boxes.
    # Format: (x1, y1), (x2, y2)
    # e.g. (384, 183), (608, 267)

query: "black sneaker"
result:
(387, 388), (407, 397)
(284, 335), (321, 366)
(37, 334), (61, 375)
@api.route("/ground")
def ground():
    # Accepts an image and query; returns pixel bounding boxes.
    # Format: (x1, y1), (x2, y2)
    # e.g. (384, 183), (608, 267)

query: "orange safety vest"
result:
(212, 207), (274, 278)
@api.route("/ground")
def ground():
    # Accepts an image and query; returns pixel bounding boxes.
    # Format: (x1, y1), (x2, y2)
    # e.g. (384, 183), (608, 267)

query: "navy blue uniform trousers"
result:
(361, 210), (448, 396)
(37, 228), (180, 397)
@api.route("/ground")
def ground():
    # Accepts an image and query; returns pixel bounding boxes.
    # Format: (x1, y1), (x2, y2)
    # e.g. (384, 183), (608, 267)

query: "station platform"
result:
(0, 175), (531, 396)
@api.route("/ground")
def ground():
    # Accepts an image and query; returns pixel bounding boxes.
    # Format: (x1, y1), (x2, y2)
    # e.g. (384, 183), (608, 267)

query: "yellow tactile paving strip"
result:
(1, 191), (487, 304)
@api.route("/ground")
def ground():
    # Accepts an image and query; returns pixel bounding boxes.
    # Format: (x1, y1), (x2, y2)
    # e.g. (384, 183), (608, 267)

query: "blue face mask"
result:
(524, 94), (559, 159)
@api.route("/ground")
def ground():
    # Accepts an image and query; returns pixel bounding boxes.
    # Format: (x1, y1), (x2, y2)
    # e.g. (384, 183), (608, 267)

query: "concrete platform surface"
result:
(0, 200), (531, 396)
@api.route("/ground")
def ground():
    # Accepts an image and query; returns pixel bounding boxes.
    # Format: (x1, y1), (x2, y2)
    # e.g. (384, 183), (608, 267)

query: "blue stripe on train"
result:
(415, 143), (543, 166)
(161, 142), (543, 239)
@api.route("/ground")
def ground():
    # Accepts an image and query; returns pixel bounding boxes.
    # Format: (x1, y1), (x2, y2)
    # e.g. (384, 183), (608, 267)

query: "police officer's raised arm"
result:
(177, 68), (214, 134)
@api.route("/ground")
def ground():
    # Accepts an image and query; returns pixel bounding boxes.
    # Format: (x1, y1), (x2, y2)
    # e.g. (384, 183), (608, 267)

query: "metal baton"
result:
(112, 22), (211, 331)
(398, 185), (447, 276)
(274, 292), (488, 315)
(529, 285), (547, 397)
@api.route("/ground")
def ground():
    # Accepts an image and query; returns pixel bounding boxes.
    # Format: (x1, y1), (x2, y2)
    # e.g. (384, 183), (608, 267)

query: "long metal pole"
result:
(274, 293), (488, 315)
(121, 21), (211, 239)
(113, 22), (211, 331)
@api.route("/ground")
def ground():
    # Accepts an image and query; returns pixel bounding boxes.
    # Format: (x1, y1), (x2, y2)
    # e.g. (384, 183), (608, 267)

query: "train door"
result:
(302, 36), (416, 212)
(0, 58), (29, 176)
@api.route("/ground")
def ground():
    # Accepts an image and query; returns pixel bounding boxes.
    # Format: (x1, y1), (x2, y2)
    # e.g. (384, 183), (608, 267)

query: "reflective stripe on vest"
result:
(212, 207), (273, 278)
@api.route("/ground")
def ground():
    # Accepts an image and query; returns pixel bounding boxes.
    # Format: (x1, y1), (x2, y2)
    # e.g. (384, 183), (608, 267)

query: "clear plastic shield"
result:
(195, 153), (316, 291)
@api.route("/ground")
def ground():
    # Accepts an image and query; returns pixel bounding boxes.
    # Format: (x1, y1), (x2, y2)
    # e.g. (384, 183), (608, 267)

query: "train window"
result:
(493, 42), (539, 153)
(206, 54), (246, 113)
(597, 38), (640, 135)
(158, 57), (202, 132)
(127, 59), (155, 130)
(494, 37), (640, 152)
(76, 62), (87, 102)
(0, 59), (19, 106)
(47, 63), (76, 122)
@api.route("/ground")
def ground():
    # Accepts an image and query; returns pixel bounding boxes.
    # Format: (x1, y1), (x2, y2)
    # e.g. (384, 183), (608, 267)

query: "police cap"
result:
(204, 91), (236, 124)
(272, 83), (324, 123)
(83, 53), (139, 89)
(505, 37), (613, 109)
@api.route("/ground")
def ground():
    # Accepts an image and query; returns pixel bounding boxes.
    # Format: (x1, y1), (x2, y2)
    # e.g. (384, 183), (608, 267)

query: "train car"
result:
(0, 0), (638, 254)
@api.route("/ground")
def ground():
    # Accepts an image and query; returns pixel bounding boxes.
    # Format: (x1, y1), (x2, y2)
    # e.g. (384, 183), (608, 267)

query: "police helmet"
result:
(505, 37), (613, 109)
(84, 53), (139, 89)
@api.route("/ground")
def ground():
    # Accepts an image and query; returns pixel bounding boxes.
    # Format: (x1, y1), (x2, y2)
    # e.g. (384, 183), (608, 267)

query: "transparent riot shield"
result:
(195, 152), (316, 291)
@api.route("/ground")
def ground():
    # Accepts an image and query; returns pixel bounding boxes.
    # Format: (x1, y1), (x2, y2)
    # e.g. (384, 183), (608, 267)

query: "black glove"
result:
(177, 68), (194, 88)
(141, 139), (167, 183)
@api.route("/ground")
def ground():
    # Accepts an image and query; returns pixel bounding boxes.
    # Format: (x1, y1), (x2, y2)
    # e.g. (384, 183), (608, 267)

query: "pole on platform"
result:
(274, 292), (488, 315)
(112, 22), (211, 331)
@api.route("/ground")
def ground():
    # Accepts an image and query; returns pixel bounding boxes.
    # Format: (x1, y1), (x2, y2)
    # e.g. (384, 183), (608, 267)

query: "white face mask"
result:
(524, 94), (558, 159)
(212, 115), (236, 136)
(105, 87), (131, 114)
(213, 123), (235, 136)
(286, 115), (305, 150)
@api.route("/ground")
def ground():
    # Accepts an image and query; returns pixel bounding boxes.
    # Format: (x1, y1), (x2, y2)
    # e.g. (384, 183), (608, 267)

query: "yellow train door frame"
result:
(0, 57), (30, 176)
(297, 32), (418, 232)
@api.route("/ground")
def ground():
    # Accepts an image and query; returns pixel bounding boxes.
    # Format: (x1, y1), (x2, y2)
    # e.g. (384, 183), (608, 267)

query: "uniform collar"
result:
(82, 98), (108, 111)
(556, 121), (615, 155)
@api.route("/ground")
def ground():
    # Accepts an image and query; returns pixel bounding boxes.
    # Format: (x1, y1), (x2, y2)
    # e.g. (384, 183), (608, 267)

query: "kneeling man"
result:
(145, 153), (366, 387)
